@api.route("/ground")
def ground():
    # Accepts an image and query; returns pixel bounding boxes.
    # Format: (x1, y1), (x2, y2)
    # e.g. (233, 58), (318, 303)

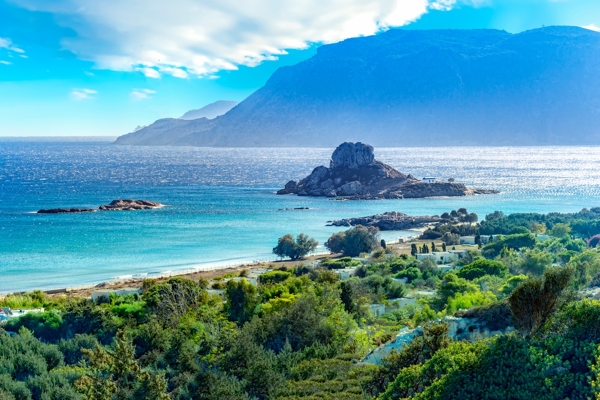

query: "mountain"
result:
(179, 100), (239, 120)
(115, 26), (600, 147)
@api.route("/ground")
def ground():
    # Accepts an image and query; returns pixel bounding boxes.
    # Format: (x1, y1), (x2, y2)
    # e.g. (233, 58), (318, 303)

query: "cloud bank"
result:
(12, 0), (454, 78)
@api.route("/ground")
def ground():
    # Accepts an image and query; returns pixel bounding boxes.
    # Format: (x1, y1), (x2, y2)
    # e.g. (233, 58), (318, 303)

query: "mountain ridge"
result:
(116, 26), (600, 147)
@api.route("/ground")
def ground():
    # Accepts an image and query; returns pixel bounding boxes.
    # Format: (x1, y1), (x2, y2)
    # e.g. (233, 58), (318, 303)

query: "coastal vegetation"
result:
(3, 208), (600, 399)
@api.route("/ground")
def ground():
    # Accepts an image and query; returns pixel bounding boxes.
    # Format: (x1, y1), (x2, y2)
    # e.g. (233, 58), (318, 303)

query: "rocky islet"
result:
(37, 199), (162, 214)
(278, 142), (497, 200)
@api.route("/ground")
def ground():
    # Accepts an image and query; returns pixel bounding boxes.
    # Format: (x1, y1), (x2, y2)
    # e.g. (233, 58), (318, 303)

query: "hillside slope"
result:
(116, 26), (600, 147)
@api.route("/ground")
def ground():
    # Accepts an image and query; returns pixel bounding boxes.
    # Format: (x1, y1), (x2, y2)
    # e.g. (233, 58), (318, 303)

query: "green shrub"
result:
(457, 259), (508, 280)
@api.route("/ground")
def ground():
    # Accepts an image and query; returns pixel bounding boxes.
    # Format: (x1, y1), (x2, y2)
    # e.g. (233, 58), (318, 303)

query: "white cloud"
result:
(11, 0), (456, 78)
(0, 37), (25, 54)
(582, 24), (600, 32)
(71, 88), (97, 99)
(136, 67), (160, 78)
(0, 60), (12, 65)
(130, 88), (157, 100)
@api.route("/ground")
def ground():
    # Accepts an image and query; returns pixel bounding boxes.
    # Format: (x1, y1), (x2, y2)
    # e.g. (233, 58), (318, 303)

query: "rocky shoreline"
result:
(328, 211), (443, 230)
(37, 199), (162, 214)
(278, 142), (498, 200)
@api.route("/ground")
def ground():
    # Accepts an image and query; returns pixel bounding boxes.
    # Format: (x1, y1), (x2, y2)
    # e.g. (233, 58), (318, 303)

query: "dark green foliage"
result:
(224, 279), (260, 324)
(325, 225), (380, 257)
(460, 300), (513, 331)
(457, 259), (508, 280)
(508, 267), (573, 339)
(367, 323), (451, 397)
(395, 267), (422, 283)
(482, 233), (537, 257)
(142, 277), (208, 326)
(273, 233), (319, 260)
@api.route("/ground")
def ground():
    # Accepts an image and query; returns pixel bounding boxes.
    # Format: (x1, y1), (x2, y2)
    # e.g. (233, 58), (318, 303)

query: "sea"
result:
(2, 139), (600, 293)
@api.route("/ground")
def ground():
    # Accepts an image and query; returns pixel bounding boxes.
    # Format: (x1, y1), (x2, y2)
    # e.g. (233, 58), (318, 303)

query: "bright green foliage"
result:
(435, 274), (479, 308)
(445, 291), (497, 314)
(325, 225), (380, 257)
(273, 233), (319, 260)
(500, 274), (528, 295)
(259, 270), (292, 284)
(457, 259), (508, 280)
(550, 223), (571, 238)
(0, 291), (48, 310)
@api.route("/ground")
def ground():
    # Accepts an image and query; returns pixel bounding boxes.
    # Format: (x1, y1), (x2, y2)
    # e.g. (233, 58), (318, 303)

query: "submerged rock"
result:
(99, 199), (162, 211)
(37, 208), (96, 214)
(278, 142), (498, 200)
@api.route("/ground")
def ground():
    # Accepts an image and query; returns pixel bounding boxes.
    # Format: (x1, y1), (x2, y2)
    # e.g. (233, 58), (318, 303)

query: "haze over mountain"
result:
(116, 26), (600, 147)
(179, 100), (239, 120)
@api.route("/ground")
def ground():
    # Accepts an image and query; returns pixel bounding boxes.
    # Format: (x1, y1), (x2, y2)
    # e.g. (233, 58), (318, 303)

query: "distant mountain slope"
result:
(116, 26), (600, 147)
(180, 100), (239, 120)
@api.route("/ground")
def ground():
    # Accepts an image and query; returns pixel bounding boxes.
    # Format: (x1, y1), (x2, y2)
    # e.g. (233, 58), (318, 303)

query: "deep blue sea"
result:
(2, 139), (600, 293)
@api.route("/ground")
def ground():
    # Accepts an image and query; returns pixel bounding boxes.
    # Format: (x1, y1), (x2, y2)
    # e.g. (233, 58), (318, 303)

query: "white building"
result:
(416, 250), (466, 264)
(460, 236), (476, 245)
(368, 303), (386, 317)
(422, 177), (436, 183)
(0, 308), (44, 321)
(334, 267), (357, 280)
(386, 297), (416, 311)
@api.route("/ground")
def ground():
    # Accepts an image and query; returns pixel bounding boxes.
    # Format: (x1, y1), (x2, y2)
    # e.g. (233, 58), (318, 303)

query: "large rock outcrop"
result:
(278, 142), (496, 199)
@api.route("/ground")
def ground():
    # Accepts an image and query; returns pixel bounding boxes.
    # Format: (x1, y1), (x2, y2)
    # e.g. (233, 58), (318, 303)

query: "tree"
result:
(422, 244), (430, 254)
(508, 267), (573, 339)
(381, 239), (387, 249)
(457, 259), (508, 280)
(550, 223), (571, 238)
(440, 232), (460, 245)
(530, 222), (547, 234)
(442, 243), (447, 252)
(142, 278), (208, 326)
(273, 233), (318, 260)
(411, 244), (418, 257)
(521, 249), (553, 275)
(225, 279), (260, 324)
(324, 225), (380, 257)
(431, 242), (436, 252)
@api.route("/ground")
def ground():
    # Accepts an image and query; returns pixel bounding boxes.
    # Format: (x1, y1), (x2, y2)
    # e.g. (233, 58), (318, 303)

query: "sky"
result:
(1, 0), (599, 137)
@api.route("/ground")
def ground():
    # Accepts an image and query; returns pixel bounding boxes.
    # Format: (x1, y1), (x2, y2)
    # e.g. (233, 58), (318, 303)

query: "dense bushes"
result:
(457, 259), (508, 280)
(325, 225), (380, 257)
(273, 233), (318, 260)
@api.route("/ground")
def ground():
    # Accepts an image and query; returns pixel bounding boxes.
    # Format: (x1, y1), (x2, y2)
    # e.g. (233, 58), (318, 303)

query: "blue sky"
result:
(1, 0), (599, 137)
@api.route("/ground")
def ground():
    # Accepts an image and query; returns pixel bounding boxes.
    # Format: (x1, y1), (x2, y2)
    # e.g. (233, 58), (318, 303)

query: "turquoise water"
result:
(2, 140), (600, 293)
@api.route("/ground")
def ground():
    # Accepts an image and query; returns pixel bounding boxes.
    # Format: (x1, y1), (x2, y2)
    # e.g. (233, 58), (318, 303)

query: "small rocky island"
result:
(277, 142), (497, 200)
(37, 208), (97, 214)
(37, 199), (162, 214)
(328, 212), (443, 230)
